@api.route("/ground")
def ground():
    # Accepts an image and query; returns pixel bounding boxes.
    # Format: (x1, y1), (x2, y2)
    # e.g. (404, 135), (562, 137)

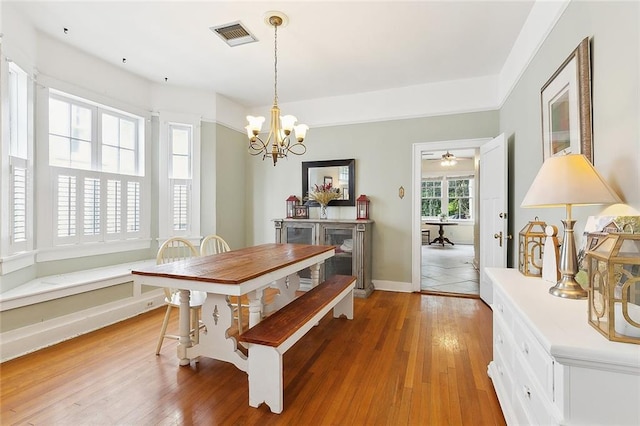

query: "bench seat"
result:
(238, 274), (356, 413)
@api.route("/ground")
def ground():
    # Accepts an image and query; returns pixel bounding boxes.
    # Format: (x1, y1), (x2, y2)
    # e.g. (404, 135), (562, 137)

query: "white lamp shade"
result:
(294, 124), (309, 141)
(521, 154), (621, 207)
(280, 115), (297, 132)
(246, 115), (265, 133)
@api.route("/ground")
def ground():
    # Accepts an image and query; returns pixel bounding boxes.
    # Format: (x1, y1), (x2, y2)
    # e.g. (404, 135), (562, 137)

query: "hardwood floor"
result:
(0, 291), (505, 425)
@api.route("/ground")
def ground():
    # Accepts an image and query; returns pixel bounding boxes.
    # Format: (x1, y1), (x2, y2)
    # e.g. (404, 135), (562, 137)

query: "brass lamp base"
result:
(549, 276), (588, 299)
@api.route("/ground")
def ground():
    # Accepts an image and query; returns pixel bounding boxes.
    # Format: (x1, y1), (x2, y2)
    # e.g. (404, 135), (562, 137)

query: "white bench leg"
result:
(333, 289), (354, 319)
(248, 344), (283, 414)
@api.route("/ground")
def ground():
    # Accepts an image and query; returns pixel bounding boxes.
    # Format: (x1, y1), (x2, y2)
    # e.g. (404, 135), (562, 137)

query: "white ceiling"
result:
(8, 1), (535, 108)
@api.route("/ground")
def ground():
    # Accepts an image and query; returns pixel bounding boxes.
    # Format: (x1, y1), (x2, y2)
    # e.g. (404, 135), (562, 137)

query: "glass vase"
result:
(320, 204), (328, 219)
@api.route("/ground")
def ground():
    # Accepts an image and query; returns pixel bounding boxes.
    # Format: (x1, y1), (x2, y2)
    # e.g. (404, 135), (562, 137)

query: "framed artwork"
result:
(324, 176), (333, 186)
(293, 204), (309, 219)
(541, 37), (593, 162)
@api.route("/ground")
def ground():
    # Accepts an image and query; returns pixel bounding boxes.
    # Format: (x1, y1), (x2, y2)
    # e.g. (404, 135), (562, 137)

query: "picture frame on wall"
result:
(540, 37), (593, 163)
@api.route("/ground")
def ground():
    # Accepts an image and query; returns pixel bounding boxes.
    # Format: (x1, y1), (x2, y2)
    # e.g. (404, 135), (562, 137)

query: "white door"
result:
(479, 134), (508, 305)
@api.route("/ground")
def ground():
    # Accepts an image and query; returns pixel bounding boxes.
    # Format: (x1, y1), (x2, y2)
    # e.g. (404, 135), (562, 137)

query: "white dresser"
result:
(486, 268), (640, 425)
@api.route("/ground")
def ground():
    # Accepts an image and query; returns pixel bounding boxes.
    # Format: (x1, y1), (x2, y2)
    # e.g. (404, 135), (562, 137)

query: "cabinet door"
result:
(320, 225), (355, 278)
(282, 222), (316, 283)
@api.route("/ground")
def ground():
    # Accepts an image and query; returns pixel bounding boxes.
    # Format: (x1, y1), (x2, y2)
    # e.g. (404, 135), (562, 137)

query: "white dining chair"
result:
(155, 237), (206, 355)
(199, 235), (247, 333)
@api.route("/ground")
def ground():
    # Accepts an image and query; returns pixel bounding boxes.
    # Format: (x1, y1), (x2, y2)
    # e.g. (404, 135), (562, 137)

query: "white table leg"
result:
(248, 288), (264, 328)
(187, 293), (247, 372)
(310, 262), (322, 287)
(177, 289), (192, 366)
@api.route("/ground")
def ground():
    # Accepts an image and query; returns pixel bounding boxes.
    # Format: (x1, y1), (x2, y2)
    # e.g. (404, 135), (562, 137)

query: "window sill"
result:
(37, 239), (152, 262)
(0, 251), (37, 275)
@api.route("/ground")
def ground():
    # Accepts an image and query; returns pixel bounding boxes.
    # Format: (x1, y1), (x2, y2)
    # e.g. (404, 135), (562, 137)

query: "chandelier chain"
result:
(273, 23), (278, 106)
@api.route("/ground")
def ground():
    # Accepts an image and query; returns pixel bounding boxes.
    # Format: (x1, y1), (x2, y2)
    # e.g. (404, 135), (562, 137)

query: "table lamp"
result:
(521, 154), (621, 299)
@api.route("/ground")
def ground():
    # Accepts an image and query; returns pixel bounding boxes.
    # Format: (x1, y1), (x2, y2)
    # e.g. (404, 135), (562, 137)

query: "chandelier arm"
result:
(248, 135), (270, 155)
(283, 141), (307, 156)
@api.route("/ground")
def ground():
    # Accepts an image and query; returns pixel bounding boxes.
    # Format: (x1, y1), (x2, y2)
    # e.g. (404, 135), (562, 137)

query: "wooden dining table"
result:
(132, 243), (335, 369)
(423, 221), (458, 246)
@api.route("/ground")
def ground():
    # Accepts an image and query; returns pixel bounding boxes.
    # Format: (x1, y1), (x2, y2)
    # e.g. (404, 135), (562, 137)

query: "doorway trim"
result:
(411, 138), (492, 293)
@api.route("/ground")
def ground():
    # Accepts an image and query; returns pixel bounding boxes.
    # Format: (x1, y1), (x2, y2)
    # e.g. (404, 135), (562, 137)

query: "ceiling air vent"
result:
(210, 21), (257, 47)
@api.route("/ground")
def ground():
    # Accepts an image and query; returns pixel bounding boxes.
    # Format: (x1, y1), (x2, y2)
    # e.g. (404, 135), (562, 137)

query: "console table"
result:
(274, 219), (374, 297)
(486, 268), (640, 425)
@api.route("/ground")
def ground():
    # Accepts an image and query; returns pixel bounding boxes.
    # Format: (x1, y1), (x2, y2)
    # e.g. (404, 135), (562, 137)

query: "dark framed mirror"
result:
(302, 159), (355, 206)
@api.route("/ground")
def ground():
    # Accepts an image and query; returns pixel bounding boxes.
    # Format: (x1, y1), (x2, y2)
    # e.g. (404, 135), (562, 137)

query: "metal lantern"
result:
(518, 218), (547, 276)
(356, 194), (370, 220)
(587, 233), (640, 344)
(286, 195), (300, 218)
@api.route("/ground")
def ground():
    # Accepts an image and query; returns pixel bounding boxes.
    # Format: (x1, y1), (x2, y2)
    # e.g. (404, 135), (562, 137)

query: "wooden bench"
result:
(238, 274), (356, 414)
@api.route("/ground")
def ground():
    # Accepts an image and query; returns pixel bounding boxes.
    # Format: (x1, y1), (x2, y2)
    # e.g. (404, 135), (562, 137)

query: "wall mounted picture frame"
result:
(541, 37), (593, 163)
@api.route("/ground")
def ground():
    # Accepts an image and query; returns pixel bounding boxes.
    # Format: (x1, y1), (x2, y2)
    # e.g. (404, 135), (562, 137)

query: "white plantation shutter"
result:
(10, 158), (27, 246)
(106, 180), (122, 235)
(172, 181), (189, 231)
(53, 170), (143, 243)
(57, 175), (77, 238)
(83, 177), (100, 236)
(127, 181), (140, 233)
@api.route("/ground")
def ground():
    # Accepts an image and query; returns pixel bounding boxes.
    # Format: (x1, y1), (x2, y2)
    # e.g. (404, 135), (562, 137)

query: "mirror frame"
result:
(302, 159), (355, 206)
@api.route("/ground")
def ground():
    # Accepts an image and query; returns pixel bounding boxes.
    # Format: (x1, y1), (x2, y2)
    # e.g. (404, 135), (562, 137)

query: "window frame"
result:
(421, 175), (474, 221)
(36, 87), (150, 262)
(158, 113), (201, 242)
(1, 59), (35, 274)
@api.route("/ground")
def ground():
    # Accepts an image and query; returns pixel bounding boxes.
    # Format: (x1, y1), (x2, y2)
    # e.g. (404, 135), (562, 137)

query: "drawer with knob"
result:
(513, 316), (554, 399)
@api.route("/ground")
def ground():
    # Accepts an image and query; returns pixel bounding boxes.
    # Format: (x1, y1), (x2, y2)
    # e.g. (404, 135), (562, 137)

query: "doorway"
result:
(418, 147), (480, 296)
(411, 138), (491, 295)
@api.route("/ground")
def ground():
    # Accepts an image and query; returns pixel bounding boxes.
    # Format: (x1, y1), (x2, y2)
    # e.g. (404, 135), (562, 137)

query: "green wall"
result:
(500, 0), (640, 267)
(247, 111), (499, 285)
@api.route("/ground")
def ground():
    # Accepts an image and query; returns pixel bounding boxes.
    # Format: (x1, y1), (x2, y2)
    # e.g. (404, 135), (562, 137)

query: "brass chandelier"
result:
(245, 12), (308, 166)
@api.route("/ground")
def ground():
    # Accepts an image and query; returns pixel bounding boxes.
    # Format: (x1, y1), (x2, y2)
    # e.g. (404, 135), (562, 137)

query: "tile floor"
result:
(421, 243), (479, 296)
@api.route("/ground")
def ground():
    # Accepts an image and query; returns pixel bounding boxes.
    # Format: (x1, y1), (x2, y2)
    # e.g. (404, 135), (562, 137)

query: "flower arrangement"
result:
(307, 182), (340, 206)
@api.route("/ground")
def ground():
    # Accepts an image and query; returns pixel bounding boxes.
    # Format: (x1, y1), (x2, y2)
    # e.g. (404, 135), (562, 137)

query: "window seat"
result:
(0, 259), (162, 362)
(0, 259), (157, 312)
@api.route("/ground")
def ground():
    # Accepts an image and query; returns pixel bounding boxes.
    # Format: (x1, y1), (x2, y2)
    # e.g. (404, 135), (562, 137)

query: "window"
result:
(421, 176), (474, 220)
(46, 91), (146, 247)
(447, 178), (473, 219)
(6, 62), (32, 255)
(158, 113), (200, 241)
(169, 124), (192, 232)
(421, 180), (442, 217)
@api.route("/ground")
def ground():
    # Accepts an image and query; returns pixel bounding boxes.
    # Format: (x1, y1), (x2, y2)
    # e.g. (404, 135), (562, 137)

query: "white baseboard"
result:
(372, 280), (413, 293)
(0, 289), (165, 363)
